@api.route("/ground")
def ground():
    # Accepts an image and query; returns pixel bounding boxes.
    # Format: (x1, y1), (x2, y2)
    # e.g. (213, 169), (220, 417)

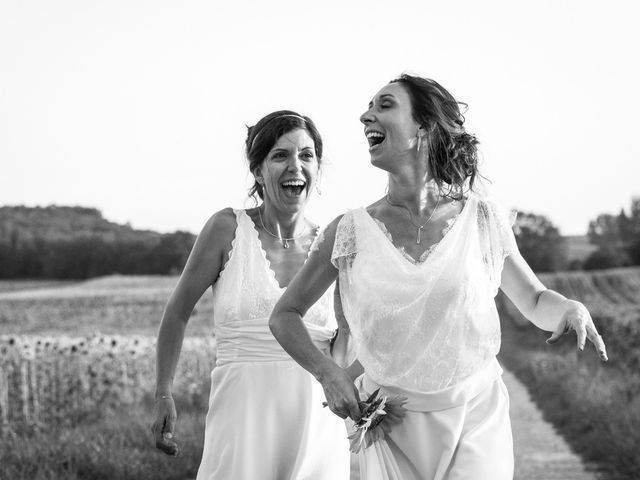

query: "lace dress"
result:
(332, 194), (517, 480)
(196, 209), (350, 480)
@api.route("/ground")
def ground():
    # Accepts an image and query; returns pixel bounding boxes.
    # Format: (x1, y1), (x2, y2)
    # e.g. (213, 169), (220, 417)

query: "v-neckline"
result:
(362, 196), (471, 267)
(242, 209), (316, 290)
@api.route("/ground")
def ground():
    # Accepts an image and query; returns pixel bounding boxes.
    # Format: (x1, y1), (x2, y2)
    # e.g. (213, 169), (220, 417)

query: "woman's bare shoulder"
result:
(198, 207), (238, 247)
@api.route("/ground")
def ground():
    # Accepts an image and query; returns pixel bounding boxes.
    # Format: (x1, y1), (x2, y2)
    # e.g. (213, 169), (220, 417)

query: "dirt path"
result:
(504, 368), (599, 480)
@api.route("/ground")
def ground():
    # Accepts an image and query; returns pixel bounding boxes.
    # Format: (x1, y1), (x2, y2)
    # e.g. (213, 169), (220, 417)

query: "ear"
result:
(254, 167), (264, 185)
(417, 125), (428, 138)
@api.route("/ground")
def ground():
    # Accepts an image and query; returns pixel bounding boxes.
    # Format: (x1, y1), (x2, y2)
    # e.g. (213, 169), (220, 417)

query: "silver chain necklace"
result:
(385, 194), (442, 244)
(257, 207), (306, 249)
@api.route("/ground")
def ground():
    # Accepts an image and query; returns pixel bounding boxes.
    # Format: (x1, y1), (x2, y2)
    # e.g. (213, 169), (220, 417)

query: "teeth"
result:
(281, 180), (306, 187)
(366, 131), (385, 139)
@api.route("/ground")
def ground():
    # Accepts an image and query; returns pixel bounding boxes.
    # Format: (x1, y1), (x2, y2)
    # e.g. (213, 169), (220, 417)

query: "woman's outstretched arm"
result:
(269, 216), (362, 421)
(499, 251), (608, 361)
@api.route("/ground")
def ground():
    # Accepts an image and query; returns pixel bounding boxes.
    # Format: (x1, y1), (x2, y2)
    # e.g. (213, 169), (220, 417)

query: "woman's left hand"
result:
(151, 397), (180, 456)
(546, 300), (608, 361)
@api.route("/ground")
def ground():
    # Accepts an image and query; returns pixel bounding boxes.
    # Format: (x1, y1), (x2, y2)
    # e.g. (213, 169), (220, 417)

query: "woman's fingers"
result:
(322, 367), (362, 422)
(547, 304), (608, 362)
(328, 395), (361, 422)
(575, 320), (587, 351)
(151, 403), (180, 456)
(347, 400), (362, 423)
(155, 416), (180, 456)
(546, 319), (567, 344)
(586, 322), (608, 361)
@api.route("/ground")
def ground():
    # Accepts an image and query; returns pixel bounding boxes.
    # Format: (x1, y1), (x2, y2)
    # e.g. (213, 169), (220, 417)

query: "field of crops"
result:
(0, 275), (214, 336)
(0, 276), (218, 479)
(498, 267), (640, 479)
(0, 276), (217, 429)
(0, 334), (215, 431)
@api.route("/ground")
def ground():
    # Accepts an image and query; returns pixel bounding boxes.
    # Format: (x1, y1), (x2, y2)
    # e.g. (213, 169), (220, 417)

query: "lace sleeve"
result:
(330, 211), (358, 269)
(308, 226), (323, 255)
(477, 197), (518, 291)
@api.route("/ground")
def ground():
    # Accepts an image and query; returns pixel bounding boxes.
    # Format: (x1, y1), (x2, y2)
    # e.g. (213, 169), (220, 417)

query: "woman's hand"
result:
(320, 364), (362, 422)
(546, 300), (608, 361)
(151, 397), (180, 456)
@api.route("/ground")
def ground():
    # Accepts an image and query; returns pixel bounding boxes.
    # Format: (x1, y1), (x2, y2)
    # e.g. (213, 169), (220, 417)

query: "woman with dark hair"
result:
(269, 76), (608, 479)
(151, 110), (350, 479)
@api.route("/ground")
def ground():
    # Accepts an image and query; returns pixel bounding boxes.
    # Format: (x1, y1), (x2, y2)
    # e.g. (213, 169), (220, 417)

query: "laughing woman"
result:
(151, 111), (350, 479)
(269, 75), (608, 480)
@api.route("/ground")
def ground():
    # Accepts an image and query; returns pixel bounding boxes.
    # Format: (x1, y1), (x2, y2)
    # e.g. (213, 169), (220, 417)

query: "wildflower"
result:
(347, 388), (407, 454)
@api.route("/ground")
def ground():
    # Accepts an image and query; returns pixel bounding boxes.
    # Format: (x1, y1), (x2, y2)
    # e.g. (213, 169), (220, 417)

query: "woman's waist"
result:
(356, 357), (503, 412)
(214, 321), (334, 366)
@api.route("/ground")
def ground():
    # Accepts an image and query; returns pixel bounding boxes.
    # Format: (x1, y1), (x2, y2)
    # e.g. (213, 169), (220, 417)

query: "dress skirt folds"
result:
(197, 359), (350, 480)
(352, 359), (513, 480)
(196, 209), (350, 480)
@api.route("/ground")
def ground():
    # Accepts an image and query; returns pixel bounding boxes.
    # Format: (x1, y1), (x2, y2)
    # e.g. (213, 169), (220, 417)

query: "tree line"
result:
(513, 197), (640, 272)
(0, 206), (195, 279)
(0, 231), (195, 279)
(0, 200), (638, 279)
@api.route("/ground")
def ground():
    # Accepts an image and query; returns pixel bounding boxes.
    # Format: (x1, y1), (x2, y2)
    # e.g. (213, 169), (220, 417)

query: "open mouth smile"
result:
(366, 130), (386, 149)
(280, 179), (307, 197)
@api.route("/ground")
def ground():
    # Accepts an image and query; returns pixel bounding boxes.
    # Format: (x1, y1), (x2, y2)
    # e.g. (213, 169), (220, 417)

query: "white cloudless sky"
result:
(1, 0), (638, 236)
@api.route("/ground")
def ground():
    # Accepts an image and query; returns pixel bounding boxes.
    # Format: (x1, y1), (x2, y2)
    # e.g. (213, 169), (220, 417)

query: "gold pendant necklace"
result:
(257, 207), (305, 248)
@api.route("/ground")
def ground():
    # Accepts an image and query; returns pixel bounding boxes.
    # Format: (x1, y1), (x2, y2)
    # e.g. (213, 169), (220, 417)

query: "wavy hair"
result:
(390, 74), (480, 199)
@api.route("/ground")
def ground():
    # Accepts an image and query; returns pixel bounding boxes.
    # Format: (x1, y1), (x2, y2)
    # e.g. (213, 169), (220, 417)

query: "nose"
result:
(360, 108), (374, 125)
(287, 154), (303, 172)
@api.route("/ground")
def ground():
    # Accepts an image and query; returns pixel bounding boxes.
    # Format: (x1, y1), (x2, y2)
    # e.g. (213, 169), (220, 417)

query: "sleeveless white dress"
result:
(196, 209), (350, 480)
(332, 194), (516, 480)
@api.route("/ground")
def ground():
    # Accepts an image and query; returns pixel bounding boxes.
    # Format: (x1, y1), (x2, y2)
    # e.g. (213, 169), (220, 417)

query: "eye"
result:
(273, 151), (287, 159)
(301, 151), (315, 159)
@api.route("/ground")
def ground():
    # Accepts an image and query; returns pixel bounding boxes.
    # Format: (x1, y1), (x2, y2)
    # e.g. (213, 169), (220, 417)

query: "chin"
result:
(281, 196), (308, 213)
(369, 154), (392, 173)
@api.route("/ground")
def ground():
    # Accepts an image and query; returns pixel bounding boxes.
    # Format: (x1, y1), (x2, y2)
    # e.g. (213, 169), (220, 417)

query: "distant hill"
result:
(0, 205), (195, 279)
(0, 205), (161, 246)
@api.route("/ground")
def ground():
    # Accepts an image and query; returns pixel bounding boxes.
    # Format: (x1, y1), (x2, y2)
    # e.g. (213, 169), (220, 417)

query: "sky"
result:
(1, 0), (638, 236)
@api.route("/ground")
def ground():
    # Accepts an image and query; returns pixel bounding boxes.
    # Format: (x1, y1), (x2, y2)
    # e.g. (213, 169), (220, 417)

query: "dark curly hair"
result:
(390, 74), (479, 199)
(245, 110), (323, 201)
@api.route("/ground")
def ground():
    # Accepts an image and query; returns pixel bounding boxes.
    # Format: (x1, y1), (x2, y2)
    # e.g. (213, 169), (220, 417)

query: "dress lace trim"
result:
(216, 209), (240, 283)
(243, 209), (319, 290)
(371, 213), (460, 265)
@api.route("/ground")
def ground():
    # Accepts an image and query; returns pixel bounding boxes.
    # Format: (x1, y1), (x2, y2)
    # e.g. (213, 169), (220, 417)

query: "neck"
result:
(387, 169), (440, 217)
(261, 203), (307, 238)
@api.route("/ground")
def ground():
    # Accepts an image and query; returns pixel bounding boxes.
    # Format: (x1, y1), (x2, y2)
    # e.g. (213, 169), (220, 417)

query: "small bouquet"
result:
(348, 388), (407, 453)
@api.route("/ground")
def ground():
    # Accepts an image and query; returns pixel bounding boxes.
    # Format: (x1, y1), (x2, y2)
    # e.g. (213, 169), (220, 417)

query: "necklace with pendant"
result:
(258, 207), (306, 248)
(385, 194), (442, 244)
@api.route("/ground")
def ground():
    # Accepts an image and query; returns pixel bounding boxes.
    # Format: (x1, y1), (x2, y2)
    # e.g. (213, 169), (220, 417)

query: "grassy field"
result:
(497, 267), (640, 480)
(1, 392), (208, 480)
(0, 275), (213, 336)
(2, 272), (639, 479)
(0, 276), (215, 480)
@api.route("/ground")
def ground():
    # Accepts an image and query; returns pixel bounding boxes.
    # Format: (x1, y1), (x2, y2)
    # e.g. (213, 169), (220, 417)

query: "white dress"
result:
(332, 194), (516, 480)
(196, 209), (350, 480)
